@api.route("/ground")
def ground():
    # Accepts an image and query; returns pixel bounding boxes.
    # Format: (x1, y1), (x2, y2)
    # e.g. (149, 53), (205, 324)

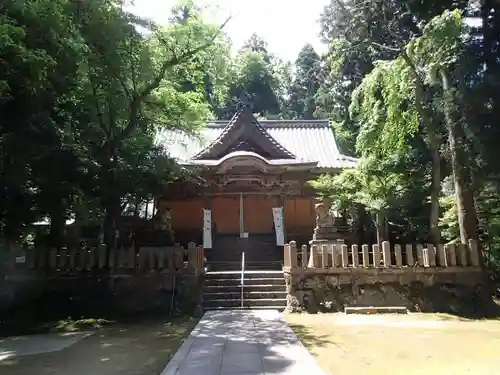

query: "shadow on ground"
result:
(286, 321), (335, 350)
(165, 310), (325, 375)
(0, 316), (198, 375)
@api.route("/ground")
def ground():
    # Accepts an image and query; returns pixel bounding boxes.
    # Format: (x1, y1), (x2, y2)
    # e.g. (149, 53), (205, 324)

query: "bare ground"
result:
(285, 313), (500, 375)
(0, 317), (197, 375)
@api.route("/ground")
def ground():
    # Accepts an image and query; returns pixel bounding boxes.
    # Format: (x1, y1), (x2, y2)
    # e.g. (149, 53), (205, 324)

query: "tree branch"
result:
(89, 73), (110, 141)
(115, 16), (231, 145)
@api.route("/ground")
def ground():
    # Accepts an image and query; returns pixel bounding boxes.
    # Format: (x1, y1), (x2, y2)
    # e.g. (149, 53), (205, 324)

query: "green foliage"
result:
(224, 47), (281, 117)
(408, 9), (465, 83)
(0, 0), (224, 243)
(287, 44), (321, 119)
(350, 58), (419, 156)
(313, 155), (410, 214)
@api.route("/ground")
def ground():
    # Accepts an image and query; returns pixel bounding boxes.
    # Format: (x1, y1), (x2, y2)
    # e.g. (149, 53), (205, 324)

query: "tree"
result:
(73, 0), (227, 244)
(288, 44), (321, 119)
(0, 0), (89, 242)
(328, 0), (442, 245)
(0, 0), (228, 247)
(223, 46), (281, 118)
(409, 9), (479, 243)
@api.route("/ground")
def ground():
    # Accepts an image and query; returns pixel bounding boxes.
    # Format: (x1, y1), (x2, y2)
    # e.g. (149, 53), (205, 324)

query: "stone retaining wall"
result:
(1, 273), (202, 320)
(284, 267), (488, 315)
(0, 243), (204, 327)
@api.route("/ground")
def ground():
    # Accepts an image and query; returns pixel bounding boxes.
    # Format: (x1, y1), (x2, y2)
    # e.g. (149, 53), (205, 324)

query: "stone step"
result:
(203, 306), (286, 311)
(204, 278), (286, 288)
(206, 261), (282, 272)
(344, 306), (408, 314)
(203, 284), (285, 293)
(205, 270), (284, 279)
(203, 291), (287, 300)
(202, 298), (287, 309)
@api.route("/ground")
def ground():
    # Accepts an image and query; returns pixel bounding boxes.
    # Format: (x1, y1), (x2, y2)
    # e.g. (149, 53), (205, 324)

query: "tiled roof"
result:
(157, 120), (357, 169)
(194, 108), (295, 159)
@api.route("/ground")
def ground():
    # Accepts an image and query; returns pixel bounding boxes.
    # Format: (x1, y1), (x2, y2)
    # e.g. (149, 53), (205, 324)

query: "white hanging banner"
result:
(272, 207), (285, 246)
(203, 209), (212, 249)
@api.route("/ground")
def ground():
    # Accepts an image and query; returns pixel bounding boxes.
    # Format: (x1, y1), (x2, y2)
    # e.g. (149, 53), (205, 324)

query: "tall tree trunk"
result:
(411, 67), (441, 246)
(428, 133), (441, 246)
(99, 145), (122, 249)
(103, 197), (121, 247)
(375, 209), (389, 246)
(440, 70), (479, 244)
(353, 203), (366, 245)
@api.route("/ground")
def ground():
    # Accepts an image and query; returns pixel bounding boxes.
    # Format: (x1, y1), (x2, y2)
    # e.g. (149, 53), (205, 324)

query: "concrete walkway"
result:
(161, 310), (326, 375)
(0, 331), (92, 362)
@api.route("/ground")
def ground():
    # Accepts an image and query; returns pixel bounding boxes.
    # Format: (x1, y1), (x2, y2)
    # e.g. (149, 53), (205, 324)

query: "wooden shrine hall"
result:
(157, 107), (356, 268)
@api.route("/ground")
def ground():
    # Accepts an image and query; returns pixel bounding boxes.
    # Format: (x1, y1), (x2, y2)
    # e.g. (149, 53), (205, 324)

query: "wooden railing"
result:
(283, 240), (481, 269)
(12, 242), (204, 276)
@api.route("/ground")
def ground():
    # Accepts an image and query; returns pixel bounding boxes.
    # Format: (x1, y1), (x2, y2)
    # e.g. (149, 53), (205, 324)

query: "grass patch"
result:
(54, 318), (113, 332)
(285, 312), (500, 375)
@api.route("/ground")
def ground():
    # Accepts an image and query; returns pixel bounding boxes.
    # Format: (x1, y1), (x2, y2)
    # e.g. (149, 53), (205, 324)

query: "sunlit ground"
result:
(0, 317), (197, 375)
(285, 312), (500, 375)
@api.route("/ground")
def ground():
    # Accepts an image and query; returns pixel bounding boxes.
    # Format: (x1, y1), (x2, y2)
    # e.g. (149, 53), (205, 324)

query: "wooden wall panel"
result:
(244, 195), (277, 234)
(284, 197), (315, 234)
(161, 200), (203, 230)
(284, 199), (296, 229)
(212, 196), (240, 234)
(161, 195), (315, 237)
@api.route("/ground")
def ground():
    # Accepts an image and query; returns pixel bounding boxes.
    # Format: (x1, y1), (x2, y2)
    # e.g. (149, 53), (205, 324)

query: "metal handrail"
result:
(240, 251), (245, 308)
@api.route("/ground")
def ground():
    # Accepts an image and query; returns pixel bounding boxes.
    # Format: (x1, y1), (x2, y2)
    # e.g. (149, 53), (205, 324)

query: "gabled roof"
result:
(193, 107), (295, 160)
(156, 111), (357, 170)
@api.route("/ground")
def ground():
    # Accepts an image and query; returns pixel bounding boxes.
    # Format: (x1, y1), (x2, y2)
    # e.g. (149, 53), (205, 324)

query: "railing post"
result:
(284, 243), (291, 268)
(382, 241), (391, 267)
(457, 243), (468, 266)
(309, 244), (319, 268)
(301, 245), (308, 268)
(416, 244), (424, 267)
(289, 241), (297, 268)
(446, 244), (457, 266)
(241, 251), (245, 308)
(341, 244), (349, 267)
(362, 244), (370, 267)
(394, 244), (402, 267)
(436, 244), (447, 267)
(422, 246), (430, 267)
(405, 244), (414, 266)
(372, 244), (381, 267)
(321, 244), (329, 268)
(427, 244), (436, 267)
(352, 245), (359, 267)
(332, 244), (341, 267)
(468, 239), (480, 267)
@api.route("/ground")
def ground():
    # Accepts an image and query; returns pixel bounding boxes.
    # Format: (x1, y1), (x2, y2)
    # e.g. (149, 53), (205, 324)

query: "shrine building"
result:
(157, 106), (356, 269)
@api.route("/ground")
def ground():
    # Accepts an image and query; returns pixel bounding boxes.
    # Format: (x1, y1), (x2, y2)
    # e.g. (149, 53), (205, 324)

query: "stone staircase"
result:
(202, 270), (287, 311)
(207, 234), (281, 263)
(206, 260), (282, 272)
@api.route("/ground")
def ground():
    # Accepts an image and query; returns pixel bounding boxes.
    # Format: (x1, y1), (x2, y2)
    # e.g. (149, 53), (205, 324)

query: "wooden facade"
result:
(157, 107), (356, 262)
(160, 195), (316, 238)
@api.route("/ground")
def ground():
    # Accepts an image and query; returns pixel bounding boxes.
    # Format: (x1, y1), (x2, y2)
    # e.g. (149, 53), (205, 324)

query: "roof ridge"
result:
(194, 107), (297, 159)
(206, 121), (331, 129)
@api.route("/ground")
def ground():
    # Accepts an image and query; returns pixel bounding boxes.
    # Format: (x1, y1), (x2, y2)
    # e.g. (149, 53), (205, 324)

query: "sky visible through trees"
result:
(1, 0), (500, 268)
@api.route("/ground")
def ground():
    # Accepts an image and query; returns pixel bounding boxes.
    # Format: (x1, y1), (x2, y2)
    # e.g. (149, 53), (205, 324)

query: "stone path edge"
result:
(159, 317), (205, 375)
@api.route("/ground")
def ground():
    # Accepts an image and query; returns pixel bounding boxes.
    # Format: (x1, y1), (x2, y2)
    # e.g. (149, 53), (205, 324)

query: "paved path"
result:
(0, 332), (92, 362)
(161, 310), (326, 375)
